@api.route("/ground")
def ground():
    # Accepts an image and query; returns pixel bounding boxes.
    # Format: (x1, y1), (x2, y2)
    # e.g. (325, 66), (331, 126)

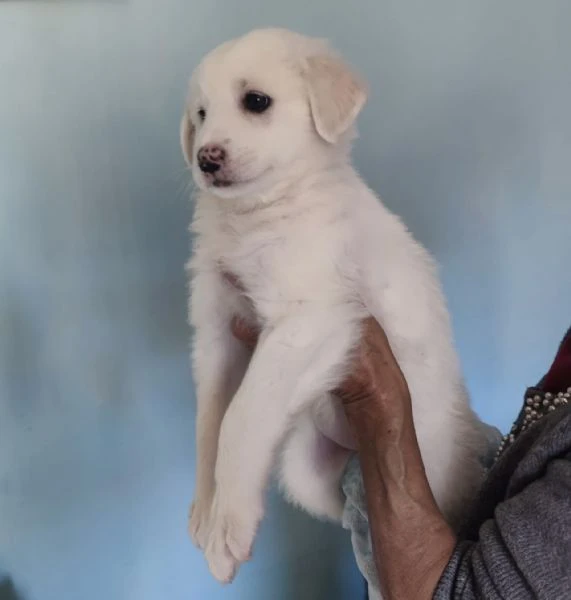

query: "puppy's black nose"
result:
(197, 144), (226, 174)
(199, 159), (221, 174)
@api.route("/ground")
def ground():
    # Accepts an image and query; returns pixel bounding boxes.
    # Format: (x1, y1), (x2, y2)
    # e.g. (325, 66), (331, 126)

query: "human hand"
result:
(333, 316), (410, 410)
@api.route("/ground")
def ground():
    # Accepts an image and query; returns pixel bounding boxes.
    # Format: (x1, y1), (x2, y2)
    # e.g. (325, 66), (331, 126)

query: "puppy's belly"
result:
(311, 394), (356, 451)
(280, 401), (352, 521)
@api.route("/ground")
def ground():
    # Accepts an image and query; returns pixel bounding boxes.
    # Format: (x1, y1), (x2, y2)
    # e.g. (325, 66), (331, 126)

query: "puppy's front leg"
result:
(205, 311), (358, 583)
(189, 269), (250, 550)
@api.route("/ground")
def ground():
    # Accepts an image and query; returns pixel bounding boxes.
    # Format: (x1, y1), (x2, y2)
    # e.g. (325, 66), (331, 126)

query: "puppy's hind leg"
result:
(280, 408), (351, 522)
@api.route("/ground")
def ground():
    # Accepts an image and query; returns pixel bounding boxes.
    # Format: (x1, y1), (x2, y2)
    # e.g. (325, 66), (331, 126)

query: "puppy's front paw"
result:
(205, 492), (261, 584)
(188, 499), (212, 550)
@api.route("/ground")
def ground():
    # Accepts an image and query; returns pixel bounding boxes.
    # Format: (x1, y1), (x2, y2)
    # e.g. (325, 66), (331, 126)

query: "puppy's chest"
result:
(203, 220), (347, 318)
(214, 226), (277, 285)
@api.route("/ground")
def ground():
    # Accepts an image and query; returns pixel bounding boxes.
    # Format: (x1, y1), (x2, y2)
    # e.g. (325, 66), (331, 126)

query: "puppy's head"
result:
(180, 28), (367, 200)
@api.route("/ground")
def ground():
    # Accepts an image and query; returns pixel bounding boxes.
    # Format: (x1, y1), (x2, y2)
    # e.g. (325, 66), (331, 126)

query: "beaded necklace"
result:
(495, 386), (570, 461)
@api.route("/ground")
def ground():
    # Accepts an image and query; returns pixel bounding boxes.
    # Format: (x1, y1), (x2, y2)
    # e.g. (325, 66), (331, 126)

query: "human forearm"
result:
(345, 390), (456, 600)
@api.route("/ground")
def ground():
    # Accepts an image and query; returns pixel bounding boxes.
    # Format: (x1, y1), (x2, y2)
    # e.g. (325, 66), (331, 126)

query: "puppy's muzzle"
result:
(198, 144), (226, 174)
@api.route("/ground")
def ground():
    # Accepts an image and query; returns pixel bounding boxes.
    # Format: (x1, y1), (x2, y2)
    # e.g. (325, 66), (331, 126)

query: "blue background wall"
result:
(1, 1), (569, 599)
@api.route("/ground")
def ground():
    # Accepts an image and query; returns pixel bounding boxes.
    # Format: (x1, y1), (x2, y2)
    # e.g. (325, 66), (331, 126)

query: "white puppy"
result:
(181, 28), (486, 584)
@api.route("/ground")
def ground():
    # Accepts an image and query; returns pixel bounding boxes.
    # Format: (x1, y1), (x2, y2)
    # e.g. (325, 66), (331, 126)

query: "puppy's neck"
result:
(217, 152), (353, 217)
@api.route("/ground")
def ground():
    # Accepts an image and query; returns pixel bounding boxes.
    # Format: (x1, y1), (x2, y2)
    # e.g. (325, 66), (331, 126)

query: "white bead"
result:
(526, 398), (534, 406)
(548, 405), (556, 412)
(545, 392), (553, 400)
(555, 397), (561, 405)
(543, 399), (550, 406)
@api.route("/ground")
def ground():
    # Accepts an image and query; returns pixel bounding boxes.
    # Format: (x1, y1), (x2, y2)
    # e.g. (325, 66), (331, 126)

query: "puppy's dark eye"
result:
(242, 92), (272, 114)
(197, 108), (206, 122)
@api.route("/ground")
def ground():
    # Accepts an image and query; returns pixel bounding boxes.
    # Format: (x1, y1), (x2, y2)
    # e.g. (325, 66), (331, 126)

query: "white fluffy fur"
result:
(182, 28), (487, 584)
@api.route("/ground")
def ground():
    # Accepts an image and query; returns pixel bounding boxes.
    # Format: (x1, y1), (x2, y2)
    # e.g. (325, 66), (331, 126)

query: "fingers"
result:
(337, 316), (409, 407)
(223, 271), (258, 349)
(230, 316), (259, 350)
(362, 316), (390, 349)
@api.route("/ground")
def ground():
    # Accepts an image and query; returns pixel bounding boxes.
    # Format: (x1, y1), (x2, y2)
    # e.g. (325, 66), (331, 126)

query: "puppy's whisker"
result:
(175, 170), (196, 200)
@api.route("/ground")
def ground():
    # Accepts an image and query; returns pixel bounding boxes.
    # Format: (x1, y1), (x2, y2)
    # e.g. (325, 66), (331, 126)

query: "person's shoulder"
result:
(501, 403), (571, 486)
(535, 403), (571, 448)
(520, 404), (571, 470)
(534, 404), (571, 458)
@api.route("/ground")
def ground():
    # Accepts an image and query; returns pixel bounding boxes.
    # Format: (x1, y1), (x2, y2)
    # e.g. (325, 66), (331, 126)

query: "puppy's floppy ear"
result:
(304, 53), (368, 144)
(180, 111), (195, 166)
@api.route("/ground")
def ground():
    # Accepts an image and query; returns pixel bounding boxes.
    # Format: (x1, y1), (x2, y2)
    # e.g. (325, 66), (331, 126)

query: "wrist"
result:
(343, 386), (414, 445)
